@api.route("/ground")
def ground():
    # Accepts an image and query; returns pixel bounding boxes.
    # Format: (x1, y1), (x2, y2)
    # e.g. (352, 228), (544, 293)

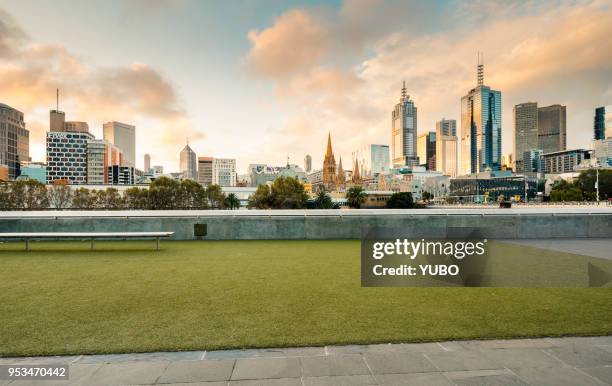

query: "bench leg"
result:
(25, 238), (29, 252)
(156, 237), (160, 251)
(91, 238), (94, 251)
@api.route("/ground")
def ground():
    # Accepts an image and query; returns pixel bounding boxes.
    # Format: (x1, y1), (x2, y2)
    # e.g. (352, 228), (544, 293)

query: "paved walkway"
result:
(504, 238), (612, 261)
(1, 336), (611, 385)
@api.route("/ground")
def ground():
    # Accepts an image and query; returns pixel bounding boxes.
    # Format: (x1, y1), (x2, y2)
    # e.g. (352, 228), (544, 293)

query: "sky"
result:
(1, 0), (611, 174)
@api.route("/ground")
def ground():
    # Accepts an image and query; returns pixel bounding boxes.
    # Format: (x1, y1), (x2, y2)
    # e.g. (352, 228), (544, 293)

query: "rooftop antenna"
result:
(477, 52), (484, 86)
(56, 88), (59, 111)
(401, 80), (407, 99)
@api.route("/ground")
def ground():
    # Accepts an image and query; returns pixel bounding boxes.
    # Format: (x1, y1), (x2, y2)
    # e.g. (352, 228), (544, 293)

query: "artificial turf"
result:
(0, 240), (610, 357)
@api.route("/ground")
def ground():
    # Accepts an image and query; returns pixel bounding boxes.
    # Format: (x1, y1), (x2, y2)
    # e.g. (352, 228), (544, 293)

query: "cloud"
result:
(246, 9), (329, 78)
(245, 0), (612, 169)
(0, 8), (201, 169)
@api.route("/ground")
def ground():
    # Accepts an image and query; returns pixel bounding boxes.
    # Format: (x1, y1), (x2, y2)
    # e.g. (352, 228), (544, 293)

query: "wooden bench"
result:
(0, 232), (175, 251)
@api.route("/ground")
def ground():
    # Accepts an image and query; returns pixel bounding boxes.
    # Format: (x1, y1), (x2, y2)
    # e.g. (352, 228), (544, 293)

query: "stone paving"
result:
(1, 336), (611, 385)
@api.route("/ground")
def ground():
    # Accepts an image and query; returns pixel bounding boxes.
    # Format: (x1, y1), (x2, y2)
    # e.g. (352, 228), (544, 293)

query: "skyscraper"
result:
(144, 153), (151, 172)
(460, 55), (502, 175)
(0, 103), (29, 180)
(179, 141), (197, 180)
(103, 121), (136, 167)
(417, 132), (436, 170)
(513, 102), (538, 173)
(391, 81), (418, 167)
(198, 157), (213, 186)
(322, 132), (337, 190)
(304, 154), (312, 173)
(212, 158), (236, 187)
(435, 119), (458, 178)
(351, 144), (390, 178)
(594, 105), (612, 140)
(538, 104), (566, 154)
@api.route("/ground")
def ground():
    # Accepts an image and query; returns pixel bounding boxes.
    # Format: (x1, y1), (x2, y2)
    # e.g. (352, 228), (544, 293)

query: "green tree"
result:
(47, 185), (73, 209)
(224, 193), (241, 210)
(385, 192), (414, 209)
(270, 176), (308, 209)
(180, 180), (208, 209)
(95, 188), (124, 209)
(148, 177), (181, 209)
(346, 186), (367, 208)
(422, 191), (433, 202)
(10, 180), (48, 209)
(0, 183), (14, 210)
(72, 188), (96, 209)
(313, 188), (337, 209)
(247, 184), (272, 209)
(206, 184), (226, 209)
(550, 180), (583, 202)
(123, 187), (149, 209)
(574, 169), (612, 201)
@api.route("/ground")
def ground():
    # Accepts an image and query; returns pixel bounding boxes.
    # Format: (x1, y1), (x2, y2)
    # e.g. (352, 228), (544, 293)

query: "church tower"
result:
(352, 158), (361, 184)
(337, 156), (346, 188)
(322, 132), (337, 190)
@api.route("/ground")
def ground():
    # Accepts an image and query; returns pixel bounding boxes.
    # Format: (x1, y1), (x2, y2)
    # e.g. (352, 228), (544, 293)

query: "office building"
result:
(542, 149), (591, 174)
(19, 162), (46, 183)
(107, 165), (135, 185)
(63, 121), (89, 133)
(152, 165), (164, 175)
(538, 104), (566, 154)
(592, 139), (612, 167)
(144, 153), (151, 172)
(304, 154), (312, 173)
(501, 153), (514, 172)
(523, 149), (543, 180)
(249, 163), (306, 187)
(594, 105), (612, 140)
(513, 102), (538, 172)
(435, 119), (457, 178)
(212, 158), (236, 187)
(351, 144), (390, 178)
(417, 132), (436, 170)
(103, 121), (136, 166)
(450, 171), (536, 202)
(460, 57), (502, 175)
(179, 142), (197, 180)
(46, 130), (93, 184)
(87, 139), (106, 184)
(392, 81), (418, 167)
(198, 157), (213, 186)
(0, 103), (29, 180)
(436, 118), (456, 137)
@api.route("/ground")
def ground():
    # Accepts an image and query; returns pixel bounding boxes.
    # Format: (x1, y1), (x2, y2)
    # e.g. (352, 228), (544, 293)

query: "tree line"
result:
(550, 169), (611, 202)
(0, 177), (240, 210)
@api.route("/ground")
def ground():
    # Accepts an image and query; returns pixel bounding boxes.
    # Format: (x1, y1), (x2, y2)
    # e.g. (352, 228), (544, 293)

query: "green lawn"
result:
(0, 240), (610, 357)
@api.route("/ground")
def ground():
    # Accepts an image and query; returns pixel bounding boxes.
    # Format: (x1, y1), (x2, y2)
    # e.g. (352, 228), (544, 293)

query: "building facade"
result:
(46, 131), (93, 184)
(197, 157), (213, 186)
(538, 104), (566, 154)
(460, 62), (502, 175)
(435, 119), (457, 178)
(417, 132), (436, 170)
(450, 172), (536, 202)
(542, 149), (591, 174)
(391, 82), (418, 167)
(107, 165), (135, 185)
(351, 144), (390, 179)
(594, 105), (612, 140)
(19, 162), (46, 183)
(103, 121), (136, 166)
(523, 149), (543, 180)
(212, 158), (236, 187)
(513, 102), (538, 172)
(144, 153), (151, 172)
(304, 154), (312, 173)
(592, 138), (612, 167)
(322, 132), (337, 190)
(0, 103), (29, 180)
(179, 143), (197, 180)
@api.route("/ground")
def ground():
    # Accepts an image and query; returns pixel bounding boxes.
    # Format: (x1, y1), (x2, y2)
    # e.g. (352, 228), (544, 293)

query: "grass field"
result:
(0, 240), (611, 357)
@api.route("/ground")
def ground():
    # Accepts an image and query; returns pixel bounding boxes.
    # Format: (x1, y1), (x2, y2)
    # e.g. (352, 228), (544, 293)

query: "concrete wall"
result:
(0, 209), (610, 240)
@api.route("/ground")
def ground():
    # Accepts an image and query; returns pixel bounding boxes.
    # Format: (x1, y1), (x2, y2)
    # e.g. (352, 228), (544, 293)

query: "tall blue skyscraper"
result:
(391, 81), (418, 167)
(594, 105), (612, 140)
(460, 56), (502, 175)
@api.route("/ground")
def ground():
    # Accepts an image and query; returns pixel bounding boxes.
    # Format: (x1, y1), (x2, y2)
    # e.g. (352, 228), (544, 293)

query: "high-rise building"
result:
(322, 132), (337, 190)
(435, 119), (458, 178)
(304, 154), (312, 173)
(87, 139), (107, 184)
(351, 144), (390, 178)
(47, 131), (93, 184)
(103, 121), (136, 167)
(198, 157), (213, 186)
(0, 103), (29, 180)
(50, 109), (65, 132)
(594, 105), (612, 140)
(179, 141), (197, 180)
(417, 132), (436, 170)
(542, 149), (590, 174)
(392, 81), (418, 167)
(523, 149), (543, 180)
(63, 121), (89, 133)
(144, 153), (151, 172)
(538, 104), (566, 154)
(19, 162), (47, 184)
(460, 56), (502, 175)
(592, 138), (612, 167)
(513, 102), (538, 173)
(212, 158), (236, 186)
(107, 165), (135, 185)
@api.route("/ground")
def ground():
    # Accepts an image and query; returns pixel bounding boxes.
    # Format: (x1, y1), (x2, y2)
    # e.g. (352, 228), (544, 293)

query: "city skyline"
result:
(1, 1), (611, 173)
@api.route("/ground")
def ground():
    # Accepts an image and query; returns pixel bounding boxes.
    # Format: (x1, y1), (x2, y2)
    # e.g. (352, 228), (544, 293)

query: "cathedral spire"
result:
(325, 131), (333, 157)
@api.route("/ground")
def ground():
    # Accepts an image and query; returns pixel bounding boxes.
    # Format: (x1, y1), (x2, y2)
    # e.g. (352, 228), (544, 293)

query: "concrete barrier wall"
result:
(0, 209), (610, 240)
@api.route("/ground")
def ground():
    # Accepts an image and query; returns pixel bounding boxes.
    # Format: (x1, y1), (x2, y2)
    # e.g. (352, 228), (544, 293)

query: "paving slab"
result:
(425, 349), (502, 371)
(230, 357), (300, 380)
(157, 359), (235, 383)
(512, 367), (604, 386)
(229, 378), (302, 386)
(303, 374), (378, 386)
(545, 345), (612, 367)
(301, 354), (369, 377)
(579, 366), (612, 384)
(77, 350), (204, 364)
(375, 372), (453, 386)
(84, 360), (168, 385)
(457, 338), (562, 350)
(206, 346), (324, 360)
(0, 356), (80, 365)
(364, 352), (438, 374)
(453, 374), (528, 385)
(480, 348), (562, 368)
